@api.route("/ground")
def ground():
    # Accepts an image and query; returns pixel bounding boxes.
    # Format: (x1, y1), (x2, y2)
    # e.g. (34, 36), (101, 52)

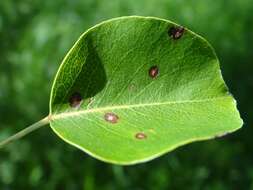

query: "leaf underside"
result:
(49, 16), (243, 165)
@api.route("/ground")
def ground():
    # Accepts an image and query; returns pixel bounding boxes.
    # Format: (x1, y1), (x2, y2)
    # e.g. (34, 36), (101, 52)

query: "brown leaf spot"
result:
(168, 26), (185, 40)
(104, 112), (119, 124)
(69, 92), (83, 108)
(135, 132), (147, 140)
(149, 66), (159, 78)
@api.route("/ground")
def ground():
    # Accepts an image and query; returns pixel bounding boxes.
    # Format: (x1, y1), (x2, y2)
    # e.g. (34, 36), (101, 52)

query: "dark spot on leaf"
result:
(135, 132), (147, 139)
(69, 92), (83, 108)
(168, 26), (185, 40)
(149, 66), (159, 78)
(104, 112), (119, 124)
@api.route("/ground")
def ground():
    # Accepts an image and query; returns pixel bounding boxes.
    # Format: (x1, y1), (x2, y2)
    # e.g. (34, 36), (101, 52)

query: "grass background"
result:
(0, 0), (252, 189)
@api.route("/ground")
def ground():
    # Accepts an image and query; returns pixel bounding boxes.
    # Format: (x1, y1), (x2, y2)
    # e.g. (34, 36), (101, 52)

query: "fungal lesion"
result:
(68, 92), (96, 110)
(168, 26), (185, 40)
(69, 92), (83, 108)
(149, 66), (159, 79)
(135, 132), (147, 140)
(104, 112), (119, 124)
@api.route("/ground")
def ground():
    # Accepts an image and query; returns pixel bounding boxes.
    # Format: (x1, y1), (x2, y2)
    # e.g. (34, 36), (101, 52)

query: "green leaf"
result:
(49, 16), (243, 165)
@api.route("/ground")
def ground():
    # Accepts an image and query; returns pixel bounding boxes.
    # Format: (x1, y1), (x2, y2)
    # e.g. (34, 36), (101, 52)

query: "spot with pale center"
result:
(149, 66), (159, 78)
(69, 92), (83, 108)
(104, 112), (119, 124)
(168, 26), (185, 40)
(135, 132), (147, 140)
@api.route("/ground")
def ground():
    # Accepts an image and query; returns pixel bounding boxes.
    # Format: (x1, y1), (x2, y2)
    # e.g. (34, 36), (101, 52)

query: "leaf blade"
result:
(49, 16), (243, 164)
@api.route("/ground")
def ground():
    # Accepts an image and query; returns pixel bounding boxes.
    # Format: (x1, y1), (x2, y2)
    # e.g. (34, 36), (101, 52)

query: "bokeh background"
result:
(0, 0), (252, 189)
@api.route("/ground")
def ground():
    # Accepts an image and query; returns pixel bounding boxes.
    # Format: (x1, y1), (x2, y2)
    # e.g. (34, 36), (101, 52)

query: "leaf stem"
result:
(0, 116), (50, 149)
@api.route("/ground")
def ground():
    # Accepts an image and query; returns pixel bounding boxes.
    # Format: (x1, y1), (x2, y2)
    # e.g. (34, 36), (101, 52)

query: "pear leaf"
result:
(49, 16), (243, 165)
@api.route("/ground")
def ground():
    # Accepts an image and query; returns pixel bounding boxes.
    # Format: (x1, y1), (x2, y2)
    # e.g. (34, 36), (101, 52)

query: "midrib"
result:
(51, 96), (230, 120)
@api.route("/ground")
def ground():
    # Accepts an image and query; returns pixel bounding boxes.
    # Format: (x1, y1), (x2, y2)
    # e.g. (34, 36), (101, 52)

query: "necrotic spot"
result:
(104, 112), (119, 124)
(149, 66), (159, 78)
(135, 132), (147, 139)
(69, 92), (83, 108)
(168, 26), (185, 40)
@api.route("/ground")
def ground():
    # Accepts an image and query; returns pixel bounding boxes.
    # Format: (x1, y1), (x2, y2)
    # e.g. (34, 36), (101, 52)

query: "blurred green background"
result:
(0, 0), (252, 189)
